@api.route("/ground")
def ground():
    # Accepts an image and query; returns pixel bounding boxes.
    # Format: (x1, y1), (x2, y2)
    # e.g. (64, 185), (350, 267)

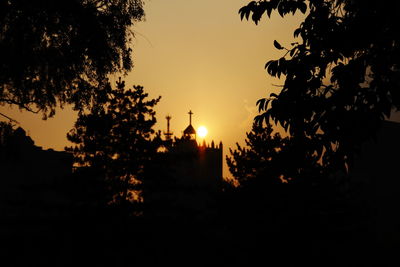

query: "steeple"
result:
(183, 110), (196, 140)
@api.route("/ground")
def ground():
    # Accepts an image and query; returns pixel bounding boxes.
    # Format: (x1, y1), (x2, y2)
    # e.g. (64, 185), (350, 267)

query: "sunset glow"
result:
(198, 126), (208, 138)
(0, 0), (307, 178)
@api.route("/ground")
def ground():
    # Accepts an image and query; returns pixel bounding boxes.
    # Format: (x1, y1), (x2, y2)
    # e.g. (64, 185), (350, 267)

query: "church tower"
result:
(149, 110), (223, 221)
(182, 110), (196, 140)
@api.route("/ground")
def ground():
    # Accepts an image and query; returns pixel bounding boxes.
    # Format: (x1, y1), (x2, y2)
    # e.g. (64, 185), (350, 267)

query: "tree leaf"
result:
(298, 1), (307, 14)
(274, 40), (283, 50)
(294, 27), (302, 38)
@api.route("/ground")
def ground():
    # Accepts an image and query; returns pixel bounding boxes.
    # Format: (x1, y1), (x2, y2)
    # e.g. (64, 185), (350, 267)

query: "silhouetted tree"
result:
(227, 123), (279, 184)
(227, 122), (322, 186)
(226, 121), (353, 267)
(66, 79), (161, 210)
(0, 0), (144, 118)
(239, 0), (400, 172)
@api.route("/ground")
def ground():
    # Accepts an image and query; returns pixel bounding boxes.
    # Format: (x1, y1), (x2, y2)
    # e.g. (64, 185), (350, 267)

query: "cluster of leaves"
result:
(66, 79), (161, 207)
(239, 0), (307, 24)
(240, 0), (400, 173)
(0, 0), (144, 118)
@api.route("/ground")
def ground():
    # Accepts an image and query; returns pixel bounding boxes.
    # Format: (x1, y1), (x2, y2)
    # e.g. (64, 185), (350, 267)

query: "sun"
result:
(197, 126), (208, 138)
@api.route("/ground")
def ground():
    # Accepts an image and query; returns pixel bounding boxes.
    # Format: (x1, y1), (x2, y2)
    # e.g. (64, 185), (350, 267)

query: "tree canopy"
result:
(66, 79), (161, 207)
(227, 122), (322, 186)
(0, 0), (144, 118)
(239, 0), (400, 172)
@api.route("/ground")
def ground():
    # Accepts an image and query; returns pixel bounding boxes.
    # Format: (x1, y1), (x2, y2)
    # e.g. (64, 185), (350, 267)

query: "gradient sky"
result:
(2, 0), (399, 177)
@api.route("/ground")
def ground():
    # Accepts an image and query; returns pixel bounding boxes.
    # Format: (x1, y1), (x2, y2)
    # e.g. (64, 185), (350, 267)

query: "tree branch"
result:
(0, 98), (40, 114)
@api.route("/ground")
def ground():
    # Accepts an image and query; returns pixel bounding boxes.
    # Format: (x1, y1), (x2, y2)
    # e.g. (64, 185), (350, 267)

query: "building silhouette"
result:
(146, 111), (223, 221)
(1, 109), (223, 223)
(0, 125), (73, 218)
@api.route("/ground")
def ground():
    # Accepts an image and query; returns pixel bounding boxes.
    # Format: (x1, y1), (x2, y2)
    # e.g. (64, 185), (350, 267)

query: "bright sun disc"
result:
(198, 126), (208, 138)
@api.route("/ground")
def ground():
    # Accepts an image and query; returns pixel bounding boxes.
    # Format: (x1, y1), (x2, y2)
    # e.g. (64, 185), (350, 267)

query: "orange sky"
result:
(2, 0), (398, 178)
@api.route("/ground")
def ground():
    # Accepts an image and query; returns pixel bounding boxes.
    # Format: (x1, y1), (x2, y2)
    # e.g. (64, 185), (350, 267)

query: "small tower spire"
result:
(164, 114), (173, 140)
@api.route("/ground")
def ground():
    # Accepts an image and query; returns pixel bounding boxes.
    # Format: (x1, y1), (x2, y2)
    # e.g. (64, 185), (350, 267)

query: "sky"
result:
(2, 0), (399, 178)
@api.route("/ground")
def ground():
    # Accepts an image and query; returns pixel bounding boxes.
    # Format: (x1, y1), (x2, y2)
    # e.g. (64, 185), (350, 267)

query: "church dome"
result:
(183, 124), (196, 135)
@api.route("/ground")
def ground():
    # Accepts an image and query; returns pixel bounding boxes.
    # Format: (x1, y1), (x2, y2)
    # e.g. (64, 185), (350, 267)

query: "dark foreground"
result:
(1, 211), (398, 267)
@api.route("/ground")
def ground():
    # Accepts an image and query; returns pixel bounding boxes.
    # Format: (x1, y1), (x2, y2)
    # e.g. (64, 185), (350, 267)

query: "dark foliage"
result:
(0, 0), (144, 117)
(226, 122), (324, 240)
(225, 121), (359, 267)
(66, 78), (161, 209)
(240, 0), (400, 172)
(0, 120), (14, 146)
(227, 122), (322, 185)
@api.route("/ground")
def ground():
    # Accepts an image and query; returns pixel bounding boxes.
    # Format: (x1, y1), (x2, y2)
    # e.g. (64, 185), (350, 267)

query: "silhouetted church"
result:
(171, 110), (223, 188)
(147, 111), (223, 221)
